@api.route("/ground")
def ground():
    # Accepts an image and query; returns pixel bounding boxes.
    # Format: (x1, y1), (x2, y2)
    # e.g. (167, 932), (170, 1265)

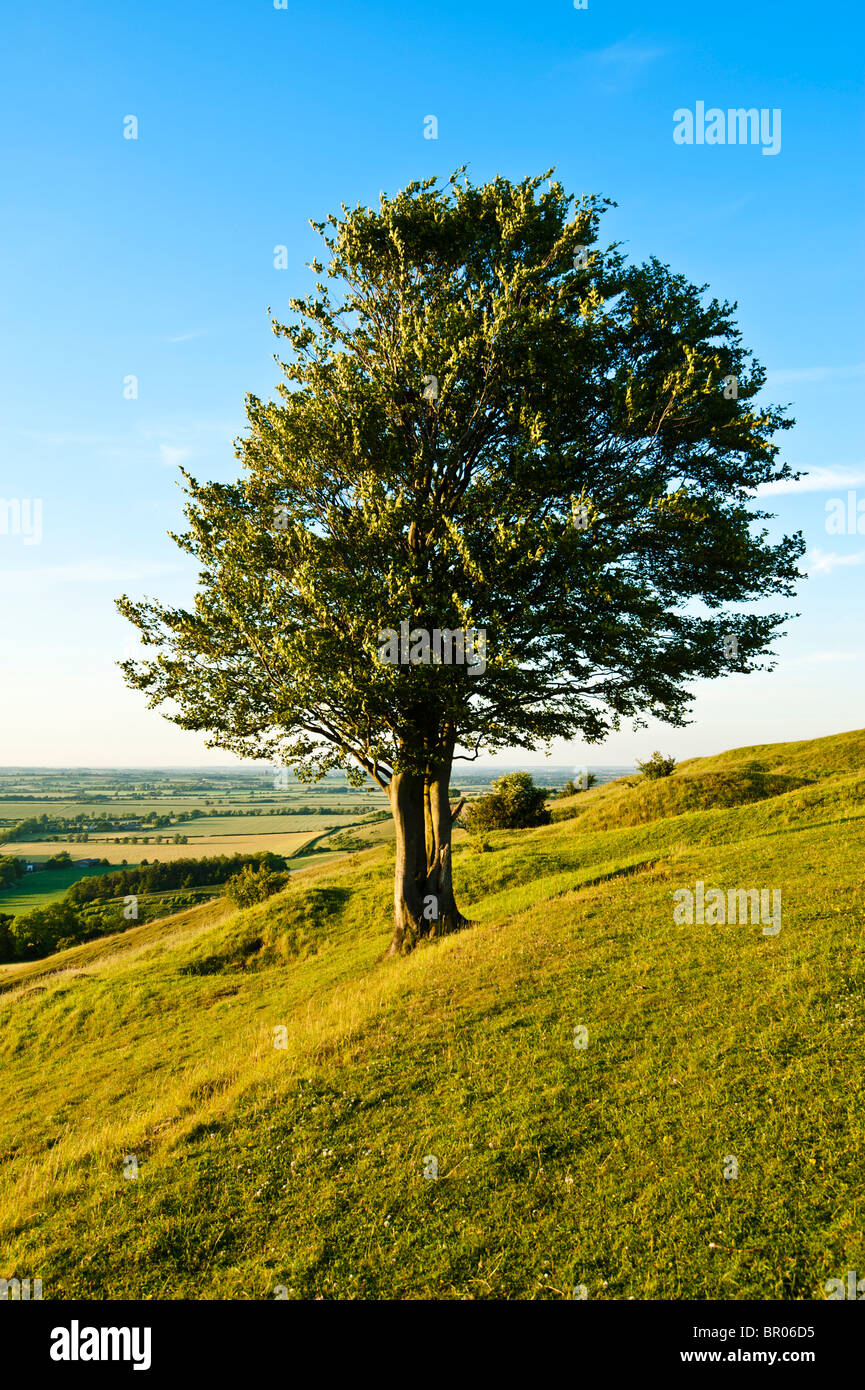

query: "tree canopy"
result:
(117, 169), (803, 952)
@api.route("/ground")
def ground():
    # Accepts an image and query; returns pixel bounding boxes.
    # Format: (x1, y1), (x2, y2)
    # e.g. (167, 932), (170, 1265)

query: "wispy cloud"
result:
(163, 330), (206, 343)
(593, 39), (669, 70)
(159, 444), (193, 468)
(551, 36), (670, 91)
(765, 363), (865, 388)
(806, 548), (865, 576)
(756, 465), (865, 496)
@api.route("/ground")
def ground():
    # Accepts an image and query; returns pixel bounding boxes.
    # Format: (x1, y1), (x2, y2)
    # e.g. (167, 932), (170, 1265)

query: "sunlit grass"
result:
(1, 732), (863, 1299)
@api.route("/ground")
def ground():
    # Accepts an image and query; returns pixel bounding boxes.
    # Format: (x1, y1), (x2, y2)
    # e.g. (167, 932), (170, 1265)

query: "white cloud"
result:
(594, 39), (669, 68)
(756, 465), (865, 496)
(159, 444), (193, 468)
(163, 330), (205, 343)
(806, 548), (865, 575)
(551, 36), (670, 89)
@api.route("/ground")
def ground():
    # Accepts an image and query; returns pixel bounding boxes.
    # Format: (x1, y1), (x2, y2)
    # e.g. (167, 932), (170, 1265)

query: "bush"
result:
(559, 773), (597, 797)
(636, 751), (677, 780)
(463, 772), (551, 833)
(44, 851), (73, 871)
(225, 863), (289, 909)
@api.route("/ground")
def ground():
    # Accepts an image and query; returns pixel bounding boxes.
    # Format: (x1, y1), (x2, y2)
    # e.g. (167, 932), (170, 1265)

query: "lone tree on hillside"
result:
(117, 170), (804, 956)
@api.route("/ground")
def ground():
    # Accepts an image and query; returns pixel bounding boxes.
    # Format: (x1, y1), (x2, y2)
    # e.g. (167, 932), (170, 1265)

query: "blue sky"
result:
(1, 0), (862, 768)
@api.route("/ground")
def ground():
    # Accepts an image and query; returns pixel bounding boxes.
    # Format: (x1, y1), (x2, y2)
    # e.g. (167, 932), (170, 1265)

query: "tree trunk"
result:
(423, 752), (469, 938)
(386, 770), (427, 956)
(385, 750), (470, 956)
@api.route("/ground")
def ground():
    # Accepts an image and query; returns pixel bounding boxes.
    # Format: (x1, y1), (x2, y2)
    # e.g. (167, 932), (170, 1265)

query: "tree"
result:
(117, 170), (803, 956)
(637, 751), (677, 780)
(44, 851), (72, 871)
(0, 913), (15, 963)
(9, 902), (87, 960)
(0, 856), (25, 891)
(463, 772), (551, 833)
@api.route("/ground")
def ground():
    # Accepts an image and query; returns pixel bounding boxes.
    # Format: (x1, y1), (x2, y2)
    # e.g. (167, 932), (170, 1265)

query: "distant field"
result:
(0, 767), (605, 926)
(0, 767), (389, 834)
(3, 832), (319, 865)
(0, 847), (348, 918)
(157, 813), (365, 838)
(0, 799), (379, 826)
(336, 818), (397, 849)
(0, 863), (124, 914)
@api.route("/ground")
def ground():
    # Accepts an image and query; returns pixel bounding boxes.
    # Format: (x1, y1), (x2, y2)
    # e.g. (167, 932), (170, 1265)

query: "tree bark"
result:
(385, 747), (470, 956)
(423, 751), (469, 938)
(386, 770), (427, 956)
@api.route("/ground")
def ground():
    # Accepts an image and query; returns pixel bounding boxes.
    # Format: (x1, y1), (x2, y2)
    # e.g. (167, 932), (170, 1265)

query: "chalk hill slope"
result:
(1, 729), (863, 1299)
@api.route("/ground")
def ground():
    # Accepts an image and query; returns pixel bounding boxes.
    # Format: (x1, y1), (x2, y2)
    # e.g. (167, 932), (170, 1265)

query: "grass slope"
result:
(0, 731), (863, 1300)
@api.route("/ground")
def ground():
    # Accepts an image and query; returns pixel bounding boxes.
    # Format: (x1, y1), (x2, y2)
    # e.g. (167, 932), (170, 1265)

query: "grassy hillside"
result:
(1, 730), (863, 1300)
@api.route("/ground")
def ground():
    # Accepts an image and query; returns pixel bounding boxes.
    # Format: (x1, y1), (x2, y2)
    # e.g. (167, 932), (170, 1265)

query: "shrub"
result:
(44, 851), (73, 871)
(636, 751), (677, 780)
(463, 772), (551, 833)
(225, 863), (289, 909)
(559, 773), (597, 797)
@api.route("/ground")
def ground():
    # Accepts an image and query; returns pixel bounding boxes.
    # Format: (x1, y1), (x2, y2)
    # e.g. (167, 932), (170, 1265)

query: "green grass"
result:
(0, 864), (127, 914)
(0, 729), (863, 1300)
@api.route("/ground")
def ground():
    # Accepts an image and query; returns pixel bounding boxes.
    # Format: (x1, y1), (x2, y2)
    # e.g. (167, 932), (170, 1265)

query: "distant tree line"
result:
(66, 851), (289, 905)
(0, 816), (49, 844)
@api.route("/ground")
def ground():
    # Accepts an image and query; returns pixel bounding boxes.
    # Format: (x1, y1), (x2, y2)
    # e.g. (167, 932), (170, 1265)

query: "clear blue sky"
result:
(1, 0), (862, 767)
